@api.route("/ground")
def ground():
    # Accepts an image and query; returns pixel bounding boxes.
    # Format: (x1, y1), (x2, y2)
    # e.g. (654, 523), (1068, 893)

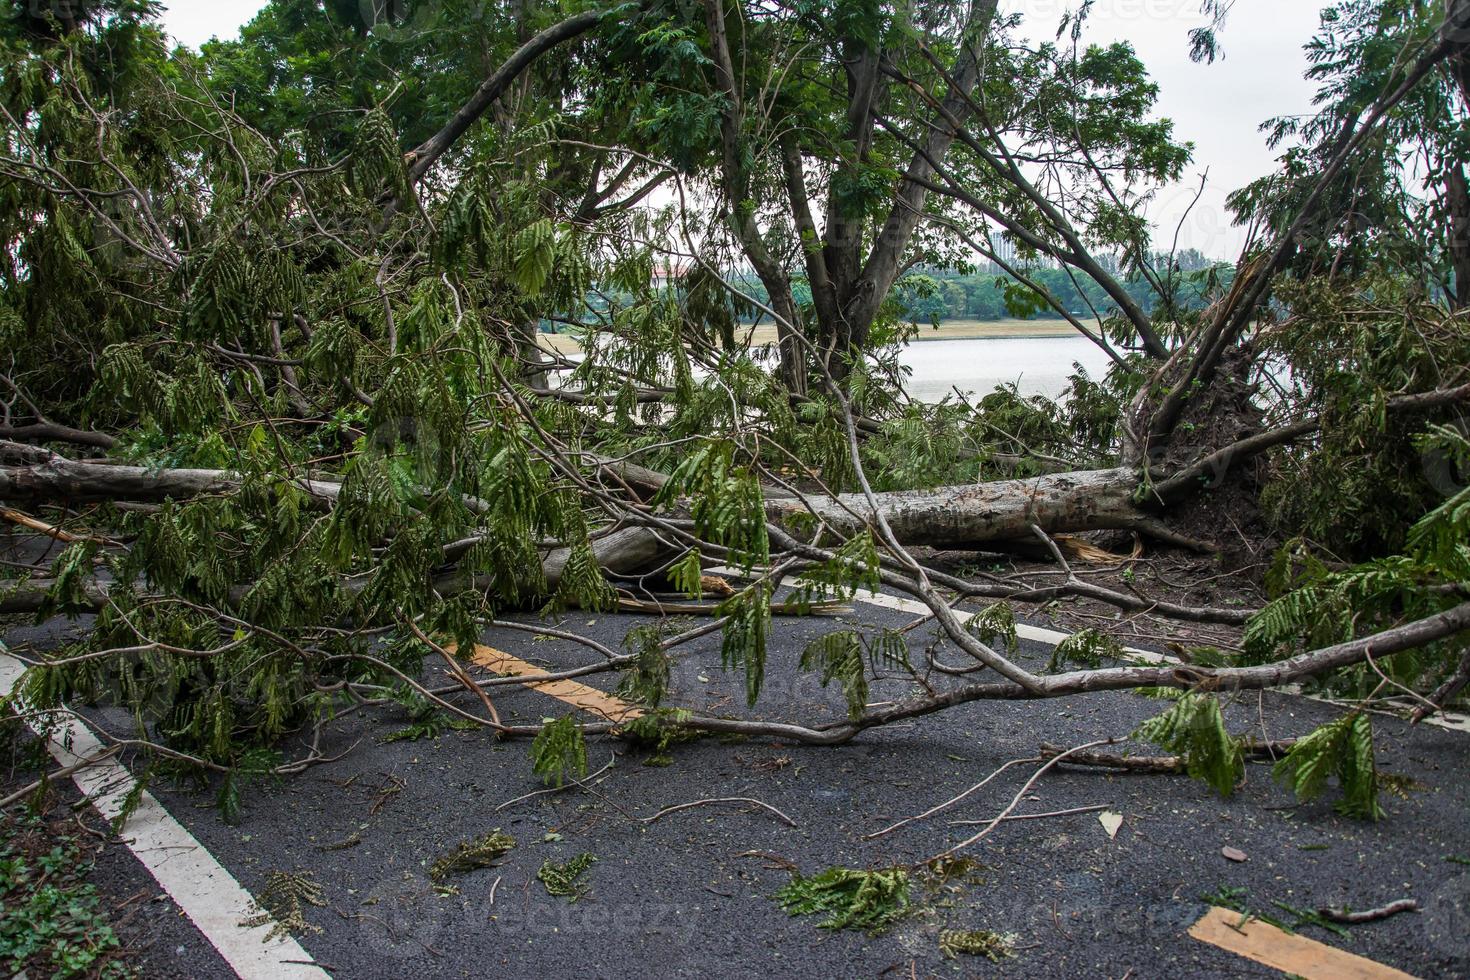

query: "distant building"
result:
(988, 231), (1015, 268)
(651, 260), (694, 287)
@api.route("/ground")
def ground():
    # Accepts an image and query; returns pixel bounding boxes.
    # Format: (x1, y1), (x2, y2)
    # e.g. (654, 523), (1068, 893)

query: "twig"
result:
(0, 507), (115, 546)
(615, 596), (851, 617)
(641, 796), (798, 828)
(1037, 739), (1299, 772)
(493, 755), (616, 812)
(862, 756), (1040, 840)
(0, 745), (122, 809)
(1412, 648), (1470, 723)
(408, 621), (501, 728)
(948, 802), (1112, 825)
(1317, 899), (1418, 924)
(1038, 743), (1184, 773)
(927, 738), (1117, 862)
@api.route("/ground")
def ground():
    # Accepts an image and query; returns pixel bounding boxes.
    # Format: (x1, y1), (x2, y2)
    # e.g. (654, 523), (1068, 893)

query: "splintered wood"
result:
(464, 644), (644, 724)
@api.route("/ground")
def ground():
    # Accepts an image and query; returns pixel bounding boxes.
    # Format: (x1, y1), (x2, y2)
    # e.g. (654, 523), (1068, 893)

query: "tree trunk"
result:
(1, 526), (673, 616)
(765, 467), (1144, 547)
(0, 453), (342, 505)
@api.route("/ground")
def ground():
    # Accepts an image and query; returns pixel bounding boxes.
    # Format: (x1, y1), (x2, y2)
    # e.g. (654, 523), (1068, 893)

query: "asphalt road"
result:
(5, 600), (1469, 978)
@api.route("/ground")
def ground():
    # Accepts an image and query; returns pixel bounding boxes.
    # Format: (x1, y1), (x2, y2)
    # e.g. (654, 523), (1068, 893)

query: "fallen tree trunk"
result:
(765, 467), (1145, 547)
(0, 526), (672, 617)
(0, 423), (118, 451)
(2, 443), (1145, 550)
(0, 449), (342, 505)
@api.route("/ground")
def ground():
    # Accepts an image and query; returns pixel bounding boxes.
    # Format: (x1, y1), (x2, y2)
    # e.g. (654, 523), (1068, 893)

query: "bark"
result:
(1447, 164), (1470, 310)
(405, 9), (607, 185)
(440, 526), (673, 595)
(0, 527), (671, 616)
(0, 424), (117, 451)
(1, 578), (112, 615)
(0, 452), (341, 505)
(765, 467), (1144, 547)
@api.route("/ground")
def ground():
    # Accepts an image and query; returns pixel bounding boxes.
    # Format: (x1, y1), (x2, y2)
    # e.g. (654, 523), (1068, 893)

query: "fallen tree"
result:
(1, 0), (1468, 827)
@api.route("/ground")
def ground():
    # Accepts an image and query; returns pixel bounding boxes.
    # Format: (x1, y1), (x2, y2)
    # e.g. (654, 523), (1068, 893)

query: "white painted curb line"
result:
(0, 652), (330, 979)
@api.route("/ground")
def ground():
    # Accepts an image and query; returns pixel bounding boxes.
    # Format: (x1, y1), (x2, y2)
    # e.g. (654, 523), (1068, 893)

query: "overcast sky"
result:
(159, 0), (1324, 258)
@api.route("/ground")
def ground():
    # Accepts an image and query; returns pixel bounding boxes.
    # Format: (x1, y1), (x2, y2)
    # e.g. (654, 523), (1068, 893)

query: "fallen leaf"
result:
(1098, 811), (1123, 839)
(1221, 846), (1248, 863)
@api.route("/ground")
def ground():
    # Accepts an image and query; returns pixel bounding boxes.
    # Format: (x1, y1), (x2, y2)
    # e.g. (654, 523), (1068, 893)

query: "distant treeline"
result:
(801, 251), (1233, 323)
(564, 252), (1233, 331)
(886, 258), (1232, 323)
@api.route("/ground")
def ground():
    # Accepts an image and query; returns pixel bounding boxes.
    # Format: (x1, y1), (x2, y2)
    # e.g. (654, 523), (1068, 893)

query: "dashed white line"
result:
(0, 650), (331, 980)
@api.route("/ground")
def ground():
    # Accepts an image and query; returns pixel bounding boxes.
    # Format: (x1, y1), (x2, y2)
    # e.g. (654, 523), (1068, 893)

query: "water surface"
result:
(899, 335), (1114, 403)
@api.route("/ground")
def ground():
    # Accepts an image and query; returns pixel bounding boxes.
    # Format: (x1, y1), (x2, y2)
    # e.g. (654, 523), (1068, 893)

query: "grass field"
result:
(539, 317), (1088, 355)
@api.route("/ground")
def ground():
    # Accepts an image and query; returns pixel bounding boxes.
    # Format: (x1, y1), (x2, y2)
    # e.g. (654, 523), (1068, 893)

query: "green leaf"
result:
(1273, 712), (1381, 820)
(530, 715), (588, 787)
(776, 867), (911, 933)
(1134, 694), (1243, 798)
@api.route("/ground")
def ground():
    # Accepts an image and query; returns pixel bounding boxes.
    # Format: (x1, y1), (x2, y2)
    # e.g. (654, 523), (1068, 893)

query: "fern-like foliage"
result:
(530, 715), (588, 787)
(537, 853), (596, 901)
(617, 623), (673, 708)
(791, 531), (879, 608)
(652, 440), (769, 570)
(775, 867), (911, 933)
(964, 602), (1018, 653)
(241, 871), (327, 941)
(1048, 628), (1122, 672)
(1245, 457), (1470, 700)
(428, 830), (515, 881)
(1134, 694), (1243, 798)
(1272, 712), (1381, 820)
(718, 583), (772, 707)
(801, 632), (867, 720)
(800, 628), (910, 720)
(938, 928), (1016, 962)
(668, 548), (705, 599)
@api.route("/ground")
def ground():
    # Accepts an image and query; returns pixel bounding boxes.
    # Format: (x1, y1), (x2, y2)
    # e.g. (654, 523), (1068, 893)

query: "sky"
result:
(158, 0), (1326, 259)
(999, 0), (1325, 257)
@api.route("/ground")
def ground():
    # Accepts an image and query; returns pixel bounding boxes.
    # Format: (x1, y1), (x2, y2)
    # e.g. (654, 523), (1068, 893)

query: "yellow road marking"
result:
(458, 643), (643, 724)
(1189, 906), (1418, 980)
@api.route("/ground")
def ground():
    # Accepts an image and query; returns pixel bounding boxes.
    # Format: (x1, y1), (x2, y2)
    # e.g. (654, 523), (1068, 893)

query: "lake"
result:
(545, 331), (1117, 405)
(899, 334), (1115, 403)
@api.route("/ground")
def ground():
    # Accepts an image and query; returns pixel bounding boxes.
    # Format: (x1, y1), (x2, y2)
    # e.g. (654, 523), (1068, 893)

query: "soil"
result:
(0, 758), (230, 978)
(921, 544), (1267, 653)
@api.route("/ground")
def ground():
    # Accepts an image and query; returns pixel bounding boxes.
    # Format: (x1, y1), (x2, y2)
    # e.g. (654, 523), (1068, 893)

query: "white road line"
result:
(0, 651), (331, 980)
(847, 587), (1159, 655)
